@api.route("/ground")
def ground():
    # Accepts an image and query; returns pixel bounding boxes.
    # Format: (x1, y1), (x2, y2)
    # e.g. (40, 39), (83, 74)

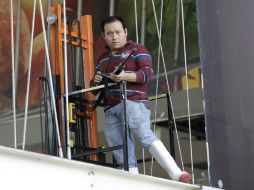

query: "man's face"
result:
(102, 21), (127, 52)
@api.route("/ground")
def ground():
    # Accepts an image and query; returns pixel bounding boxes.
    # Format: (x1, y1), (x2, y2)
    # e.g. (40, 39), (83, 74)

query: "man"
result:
(93, 16), (191, 183)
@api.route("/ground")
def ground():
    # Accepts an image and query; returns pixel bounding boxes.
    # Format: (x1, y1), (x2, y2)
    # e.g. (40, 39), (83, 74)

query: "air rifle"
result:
(93, 48), (137, 109)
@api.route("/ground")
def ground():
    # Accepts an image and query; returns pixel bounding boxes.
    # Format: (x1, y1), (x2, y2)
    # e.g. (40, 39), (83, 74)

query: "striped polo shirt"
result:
(96, 40), (153, 108)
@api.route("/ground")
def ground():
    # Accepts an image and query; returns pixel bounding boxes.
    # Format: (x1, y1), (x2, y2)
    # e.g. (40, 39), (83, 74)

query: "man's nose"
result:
(112, 32), (118, 39)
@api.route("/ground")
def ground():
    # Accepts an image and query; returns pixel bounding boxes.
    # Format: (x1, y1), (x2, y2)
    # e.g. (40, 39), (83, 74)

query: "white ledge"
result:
(0, 146), (220, 190)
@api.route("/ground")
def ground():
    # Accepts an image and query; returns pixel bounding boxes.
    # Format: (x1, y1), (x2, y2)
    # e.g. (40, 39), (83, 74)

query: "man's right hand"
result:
(94, 71), (103, 85)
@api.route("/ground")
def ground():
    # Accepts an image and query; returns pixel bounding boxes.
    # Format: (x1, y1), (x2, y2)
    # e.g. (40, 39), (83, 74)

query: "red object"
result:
(179, 171), (192, 184)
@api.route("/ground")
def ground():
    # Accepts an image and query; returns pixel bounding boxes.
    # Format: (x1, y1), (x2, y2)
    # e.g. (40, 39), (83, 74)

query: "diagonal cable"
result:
(22, 0), (37, 150)
(151, 0), (184, 170)
(151, 0), (164, 176)
(10, 0), (17, 149)
(180, 0), (194, 183)
(38, 0), (63, 157)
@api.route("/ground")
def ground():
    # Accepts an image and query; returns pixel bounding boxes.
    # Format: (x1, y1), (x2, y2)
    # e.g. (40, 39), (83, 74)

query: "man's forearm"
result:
(123, 72), (137, 82)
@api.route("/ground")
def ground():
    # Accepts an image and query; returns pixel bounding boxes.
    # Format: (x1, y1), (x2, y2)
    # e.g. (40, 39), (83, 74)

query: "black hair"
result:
(100, 16), (127, 33)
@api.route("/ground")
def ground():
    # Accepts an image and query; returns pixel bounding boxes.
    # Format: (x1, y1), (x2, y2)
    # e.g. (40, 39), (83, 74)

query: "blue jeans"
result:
(105, 100), (158, 168)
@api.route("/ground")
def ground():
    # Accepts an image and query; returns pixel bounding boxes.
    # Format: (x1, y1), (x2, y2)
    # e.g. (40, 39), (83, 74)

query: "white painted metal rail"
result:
(0, 146), (220, 190)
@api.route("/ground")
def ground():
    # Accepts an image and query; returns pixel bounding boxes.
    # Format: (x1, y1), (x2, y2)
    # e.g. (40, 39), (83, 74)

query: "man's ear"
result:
(101, 32), (105, 39)
(125, 28), (128, 35)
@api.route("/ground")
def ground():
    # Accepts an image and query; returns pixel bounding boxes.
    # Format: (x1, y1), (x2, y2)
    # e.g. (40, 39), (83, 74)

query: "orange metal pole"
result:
(50, 4), (99, 161)
(50, 5), (64, 148)
(49, 7), (57, 74)
(57, 4), (65, 95)
(81, 15), (99, 159)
